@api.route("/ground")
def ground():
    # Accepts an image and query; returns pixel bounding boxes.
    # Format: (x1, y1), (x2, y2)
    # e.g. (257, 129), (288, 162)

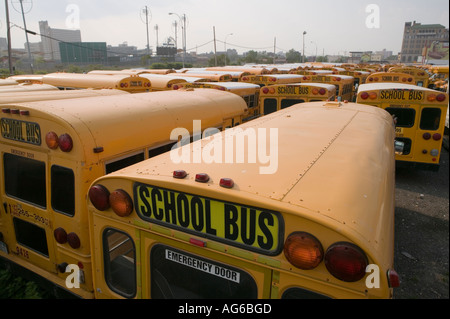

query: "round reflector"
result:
(360, 92), (369, 100)
(67, 232), (81, 249)
(423, 133), (432, 140)
(436, 94), (446, 102)
(433, 133), (442, 141)
(284, 232), (324, 270)
(59, 134), (73, 152)
(324, 242), (368, 282)
(45, 132), (59, 149)
(54, 227), (68, 244)
(110, 189), (133, 217)
(89, 184), (110, 211)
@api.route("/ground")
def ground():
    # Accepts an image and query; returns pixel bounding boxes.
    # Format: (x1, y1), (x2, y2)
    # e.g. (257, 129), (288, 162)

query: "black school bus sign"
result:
(1, 118), (41, 146)
(134, 183), (284, 256)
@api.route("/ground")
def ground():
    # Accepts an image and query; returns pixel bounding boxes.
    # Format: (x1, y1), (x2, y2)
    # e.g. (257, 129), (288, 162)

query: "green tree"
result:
(286, 49), (302, 63)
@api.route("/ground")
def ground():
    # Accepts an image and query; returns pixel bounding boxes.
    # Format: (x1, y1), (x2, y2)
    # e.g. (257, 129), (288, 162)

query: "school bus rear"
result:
(87, 101), (398, 299)
(357, 83), (448, 170)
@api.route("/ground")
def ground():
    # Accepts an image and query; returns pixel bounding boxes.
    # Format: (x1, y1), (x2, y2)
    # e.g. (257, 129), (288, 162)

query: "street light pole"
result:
(302, 31), (307, 63)
(19, 0), (33, 74)
(169, 12), (186, 68)
(224, 33), (233, 66)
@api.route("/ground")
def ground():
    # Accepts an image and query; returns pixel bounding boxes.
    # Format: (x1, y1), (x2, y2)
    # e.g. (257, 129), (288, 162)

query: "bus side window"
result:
(148, 143), (176, 159)
(420, 108), (441, 131)
(105, 152), (145, 174)
(51, 165), (75, 216)
(385, 108), (416, 128)
(103, 228), (136, 298)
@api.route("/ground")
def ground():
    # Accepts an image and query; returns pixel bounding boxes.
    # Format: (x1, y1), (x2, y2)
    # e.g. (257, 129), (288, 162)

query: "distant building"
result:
(400, 21), (449, 63)
(39, 21), (82, 61)
(59, 42), (107, 64)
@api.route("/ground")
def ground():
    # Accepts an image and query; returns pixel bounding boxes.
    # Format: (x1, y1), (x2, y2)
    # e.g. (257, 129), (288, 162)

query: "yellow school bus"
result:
(388, 67), (430, 88)
(87, 100), (399, 299)
(0, 89), (129, 104)
(337, 70), (370, 89)
(7, 75), (45, 84)
(206, 66), (271, 75)
(300, 74), (354, 102)
(184, 69), (251, 82)
(42, 73), (152, 93)
(260, 83), (336, 115)
(171, 72), (233, 82)
(137, 74), (188, 91)
(240, 74), (303, 87)
(0, 83), (59, 93)
(357, 83), (448, 170)
(0, 89), (248, 298)
(429, 66), (448, 91)
(177, 82), (261, 120)
(0, 79), (19, 86)
(366, 72), (416, 85)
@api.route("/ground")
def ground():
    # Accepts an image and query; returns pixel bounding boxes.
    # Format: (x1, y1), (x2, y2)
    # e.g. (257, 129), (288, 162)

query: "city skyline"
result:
(1, 0), (449, 56)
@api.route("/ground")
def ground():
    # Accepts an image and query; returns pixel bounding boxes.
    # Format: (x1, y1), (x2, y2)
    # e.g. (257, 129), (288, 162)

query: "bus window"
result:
(4, 153), (46, 208)
(13, 218), (49, 257)
(420, 108), (441, 131)
(385, 108), (415, 127)
(281, 99), (305, 109)
(105, 152), (146, 175)
(150, 245), (258, 299)
(103, 228), (136, 298)
(51, 165), (75, 216)
(263, 98), (278, 114)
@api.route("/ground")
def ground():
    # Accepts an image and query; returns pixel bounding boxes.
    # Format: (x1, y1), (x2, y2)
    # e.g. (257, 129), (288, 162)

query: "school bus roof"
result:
(42, 73), (150, 89)
(97, 101), (395, 254)
(0, 79), (18, 86)
(0, 83), (58, 93)
(357, 82), (438, 93)
(2, 89), (248, 160)
(0, 88), (129, 104)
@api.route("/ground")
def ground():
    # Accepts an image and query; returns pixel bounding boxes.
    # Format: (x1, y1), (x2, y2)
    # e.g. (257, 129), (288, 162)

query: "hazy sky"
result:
(1, 0), (449, 56)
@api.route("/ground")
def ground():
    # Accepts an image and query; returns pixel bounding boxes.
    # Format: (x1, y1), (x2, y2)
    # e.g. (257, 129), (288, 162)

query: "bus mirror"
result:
(395, 140), (405, 155)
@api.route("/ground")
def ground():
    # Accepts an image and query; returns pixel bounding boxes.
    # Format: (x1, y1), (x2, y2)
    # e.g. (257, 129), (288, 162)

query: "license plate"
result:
(134, 183), (284, 255)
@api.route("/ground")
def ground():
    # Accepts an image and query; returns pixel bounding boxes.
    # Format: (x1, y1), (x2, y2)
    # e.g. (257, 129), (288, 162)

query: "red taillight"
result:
(45, 132), (59, 149)
(172, 84), (179, 90)
(324, 242), (368, 282)
(58, 134), (73, 152)
(110, 189), (133, 217)
(89, 184), (110, 211)
(284, 232), (324, 270)
(387, 269), (400, 288)
(433, 133), (442, 141)
(262, 87), (269, 94)
(368, 78), (374, 82)
(67, 232), (81, 249)
(408, 77), (413, 82)
(423, 132), (431, 140)
(54, 227), (68, 244)
(436, 94), (446, 102)
(319, 88), (326, 95)
(360, 92), (369, 100)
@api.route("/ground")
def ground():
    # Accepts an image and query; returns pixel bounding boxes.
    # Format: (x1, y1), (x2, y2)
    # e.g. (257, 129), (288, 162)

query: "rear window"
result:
(386, 107), (415, 128)
(51, 165), (75, 216)
(4, 153), (46, 208)
(420, 108), (441, 131)
(151, 245), (257, 299)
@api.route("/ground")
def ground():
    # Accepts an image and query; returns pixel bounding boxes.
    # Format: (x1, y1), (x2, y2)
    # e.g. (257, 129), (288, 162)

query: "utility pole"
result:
(273, 37), (276, 64)
(19, 0), (33, 73)
(213, 26), (217, 66)
(5, 0), (13, 75)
